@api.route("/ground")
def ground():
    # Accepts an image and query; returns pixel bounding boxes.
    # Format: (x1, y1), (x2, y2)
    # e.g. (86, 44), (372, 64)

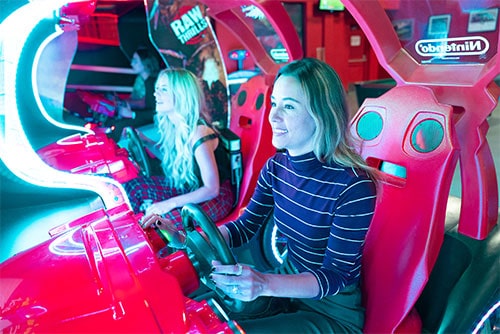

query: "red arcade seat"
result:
(350, 85), (459, 333)
(220, 74), (275, 222)
(343, 0), (499, 240)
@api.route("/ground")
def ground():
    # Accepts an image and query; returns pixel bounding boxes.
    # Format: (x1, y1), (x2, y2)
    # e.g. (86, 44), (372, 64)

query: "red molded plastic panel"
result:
(350, 85), (459, 333)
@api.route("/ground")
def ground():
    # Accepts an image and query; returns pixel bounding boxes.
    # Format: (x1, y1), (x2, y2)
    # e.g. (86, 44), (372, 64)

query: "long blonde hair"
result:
(155, 68), (208, 190)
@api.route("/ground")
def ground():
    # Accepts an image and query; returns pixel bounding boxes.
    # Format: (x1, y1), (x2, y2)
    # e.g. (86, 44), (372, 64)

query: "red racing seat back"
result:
(223, 74), (275, 221)
(349, 85), (459, 333)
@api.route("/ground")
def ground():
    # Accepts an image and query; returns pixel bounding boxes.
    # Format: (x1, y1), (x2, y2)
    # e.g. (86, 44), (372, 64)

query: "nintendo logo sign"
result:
(415, 36), (489, 57)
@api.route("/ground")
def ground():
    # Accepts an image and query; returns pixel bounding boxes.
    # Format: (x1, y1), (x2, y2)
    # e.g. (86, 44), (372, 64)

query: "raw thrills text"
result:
(170, 6), (208, 44)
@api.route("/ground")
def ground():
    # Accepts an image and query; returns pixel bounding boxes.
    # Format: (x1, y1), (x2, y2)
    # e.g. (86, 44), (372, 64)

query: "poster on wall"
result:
(468, 8), (499, 33)
(392, 18), (414, 41)
(145, 0), (229, 128)
(428, 14), (451, 37)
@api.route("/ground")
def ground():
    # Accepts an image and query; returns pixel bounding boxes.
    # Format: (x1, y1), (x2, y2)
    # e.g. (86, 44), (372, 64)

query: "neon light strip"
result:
(0, 0), (130, 210)
(472, 300), (500, 334)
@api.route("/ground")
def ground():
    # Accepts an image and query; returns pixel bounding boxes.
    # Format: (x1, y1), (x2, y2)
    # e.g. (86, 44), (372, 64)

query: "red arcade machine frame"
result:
(345, 0), (499, 240)
(344, 0), (499, 332)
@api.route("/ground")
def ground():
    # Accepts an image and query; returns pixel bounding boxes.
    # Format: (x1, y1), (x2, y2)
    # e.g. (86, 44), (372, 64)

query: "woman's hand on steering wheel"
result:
(140, 213), (167, 229)
(140, 213), (187, 249)
(210, 260), (267, 302)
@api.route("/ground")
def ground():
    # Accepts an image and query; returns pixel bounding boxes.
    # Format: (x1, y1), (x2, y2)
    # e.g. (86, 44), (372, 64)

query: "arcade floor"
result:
(0, 100), (499, 264)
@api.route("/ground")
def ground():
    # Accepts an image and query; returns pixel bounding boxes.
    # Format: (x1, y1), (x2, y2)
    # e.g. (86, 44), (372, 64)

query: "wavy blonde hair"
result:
(155, 68), (208, 190)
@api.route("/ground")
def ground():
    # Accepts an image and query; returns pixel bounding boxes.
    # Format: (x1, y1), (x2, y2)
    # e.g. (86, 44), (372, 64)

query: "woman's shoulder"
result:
(325, 161), (371, 180)
(192, 124), (218, 151)
(336, 165), (377, 197)
(193, 124), (215, 139)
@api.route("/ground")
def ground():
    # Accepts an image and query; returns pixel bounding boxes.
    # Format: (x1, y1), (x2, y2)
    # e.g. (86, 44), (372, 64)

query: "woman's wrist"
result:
(259, 273), (275, 297)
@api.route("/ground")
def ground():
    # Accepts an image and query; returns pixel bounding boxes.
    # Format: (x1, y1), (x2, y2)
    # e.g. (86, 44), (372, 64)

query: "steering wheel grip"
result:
(122, 126), (151, 177)
(181, 204), (246, 313)
(182, 203), (235, 265)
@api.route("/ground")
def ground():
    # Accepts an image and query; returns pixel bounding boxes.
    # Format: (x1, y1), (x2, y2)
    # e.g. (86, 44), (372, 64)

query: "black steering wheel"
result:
(181, 203), (246, 313)
(122, 127), (151, 177)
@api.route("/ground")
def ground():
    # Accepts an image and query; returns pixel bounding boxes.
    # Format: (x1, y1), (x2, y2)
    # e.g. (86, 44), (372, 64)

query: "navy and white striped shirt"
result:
(225, 151), (377, 299)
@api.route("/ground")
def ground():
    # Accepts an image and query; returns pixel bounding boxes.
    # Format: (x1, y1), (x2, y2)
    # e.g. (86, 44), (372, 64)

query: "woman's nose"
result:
(269, 107), (281, 122)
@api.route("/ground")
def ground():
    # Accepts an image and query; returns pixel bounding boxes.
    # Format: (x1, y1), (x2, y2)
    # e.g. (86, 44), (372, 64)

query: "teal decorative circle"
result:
(411, 119), (444, 153)
(237, 90), (247, 106)
(255, 93), (264, 110)
(357, 111), (383, 141)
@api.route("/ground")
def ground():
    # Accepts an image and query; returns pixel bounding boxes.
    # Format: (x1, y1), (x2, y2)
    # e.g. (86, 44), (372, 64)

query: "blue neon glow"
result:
(0, 0), (130, 210)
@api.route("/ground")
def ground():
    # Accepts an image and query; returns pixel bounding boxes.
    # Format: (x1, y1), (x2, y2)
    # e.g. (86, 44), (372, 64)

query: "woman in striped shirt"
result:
(210, 58), (379, 333)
